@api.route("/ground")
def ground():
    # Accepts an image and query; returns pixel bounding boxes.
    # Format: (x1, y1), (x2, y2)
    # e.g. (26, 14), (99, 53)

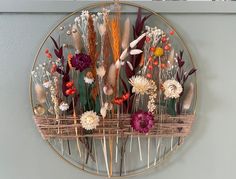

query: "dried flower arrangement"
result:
(31, 2), (196, 177)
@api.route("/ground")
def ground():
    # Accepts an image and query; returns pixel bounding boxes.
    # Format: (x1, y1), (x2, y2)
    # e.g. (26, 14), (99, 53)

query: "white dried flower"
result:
(59, 102), (69, 111)
(96, 65), (106, 78)
(84, 71), (94, 84)
(129, 76), (152, 95)
(80, 111), (99, 130)
(163, 79), (183, 98)
(43, 80), (52, 88)
(84, 77), (94, 84)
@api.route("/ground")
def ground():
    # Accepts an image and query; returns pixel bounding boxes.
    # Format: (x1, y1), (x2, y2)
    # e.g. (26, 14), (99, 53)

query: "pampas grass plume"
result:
(121, 17), (130, 50)
(71, 24), (82, 53)
(182, 82), (194, 111)
(107, 63), (116, 88)
(35, 83), (46, 104)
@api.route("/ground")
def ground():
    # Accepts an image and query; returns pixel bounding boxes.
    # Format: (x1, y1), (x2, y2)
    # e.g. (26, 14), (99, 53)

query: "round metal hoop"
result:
(29, 1), (197, 178)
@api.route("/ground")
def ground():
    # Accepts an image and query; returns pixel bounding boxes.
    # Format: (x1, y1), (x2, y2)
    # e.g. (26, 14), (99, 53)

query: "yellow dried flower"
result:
(154, 47), (164, 57)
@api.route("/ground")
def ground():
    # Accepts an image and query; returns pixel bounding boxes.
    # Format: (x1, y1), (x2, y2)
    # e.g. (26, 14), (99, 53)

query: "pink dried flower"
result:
(131, 110), (154, 133)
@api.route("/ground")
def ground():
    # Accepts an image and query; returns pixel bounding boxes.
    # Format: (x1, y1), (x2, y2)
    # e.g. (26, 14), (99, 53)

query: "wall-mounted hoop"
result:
(30, 1), (197, 177)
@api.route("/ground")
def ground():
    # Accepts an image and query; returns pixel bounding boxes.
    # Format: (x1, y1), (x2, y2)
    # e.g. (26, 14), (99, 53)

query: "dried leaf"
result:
(125, 61), (134, 79)
(56, 68), (65, 75)
(78, 72), (87, 106)
(91, 85), (98, 101)
(54, 47), (63, 59)
(50, 36), (59, 50)
(188, 68), (197, 76)
(134, 8), (151, 37)
(178, 60), (185, 68)
(176, 72), (180, 82)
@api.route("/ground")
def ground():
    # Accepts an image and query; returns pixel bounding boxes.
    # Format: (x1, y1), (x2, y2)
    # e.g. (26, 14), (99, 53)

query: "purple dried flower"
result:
(131, 110), (154, 133)
(71, 53), (91, 71)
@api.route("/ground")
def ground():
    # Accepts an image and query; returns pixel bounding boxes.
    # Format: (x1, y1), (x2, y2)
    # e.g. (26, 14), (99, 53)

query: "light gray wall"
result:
(0, 1), (236, 179)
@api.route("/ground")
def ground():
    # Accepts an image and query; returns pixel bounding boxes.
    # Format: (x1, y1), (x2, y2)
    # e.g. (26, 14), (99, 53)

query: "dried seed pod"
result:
(33, 104), (45, 116)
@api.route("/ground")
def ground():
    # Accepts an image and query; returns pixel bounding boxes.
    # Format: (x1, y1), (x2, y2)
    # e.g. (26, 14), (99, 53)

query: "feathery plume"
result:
(182, 83), (194, 111)
(167, 49), (175, 69)
(107, 63), (117, 88)
(109, 16), (121, 62)
(121, 17), (130, 50)
(35, 83), (46, 104)
(87, 14), (97, 76)
(71, 24), (82, 53)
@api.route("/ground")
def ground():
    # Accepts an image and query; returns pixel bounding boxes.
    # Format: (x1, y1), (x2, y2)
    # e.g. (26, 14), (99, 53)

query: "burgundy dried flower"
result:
(71, 53), (91, 71)
(131, 110), (154, 133)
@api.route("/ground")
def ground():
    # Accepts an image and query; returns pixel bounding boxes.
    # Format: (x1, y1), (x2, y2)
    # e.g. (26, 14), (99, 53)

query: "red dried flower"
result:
(66, 81), (74, 88)
(65, 88), (76, 95)
(122, 92), (130, 101)
(45, 48), (49, 54)
(170, 30), (175, 35)
(113, 97), (123, 105)
(46, 53), (52, 59)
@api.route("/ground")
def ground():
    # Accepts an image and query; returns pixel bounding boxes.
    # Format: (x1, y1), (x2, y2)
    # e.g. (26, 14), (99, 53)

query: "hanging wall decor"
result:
(30, 1), (197, 177)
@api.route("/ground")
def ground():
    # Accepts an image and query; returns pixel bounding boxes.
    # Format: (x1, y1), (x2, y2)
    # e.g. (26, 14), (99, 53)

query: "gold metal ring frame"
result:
(29, 1), (197, 177)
